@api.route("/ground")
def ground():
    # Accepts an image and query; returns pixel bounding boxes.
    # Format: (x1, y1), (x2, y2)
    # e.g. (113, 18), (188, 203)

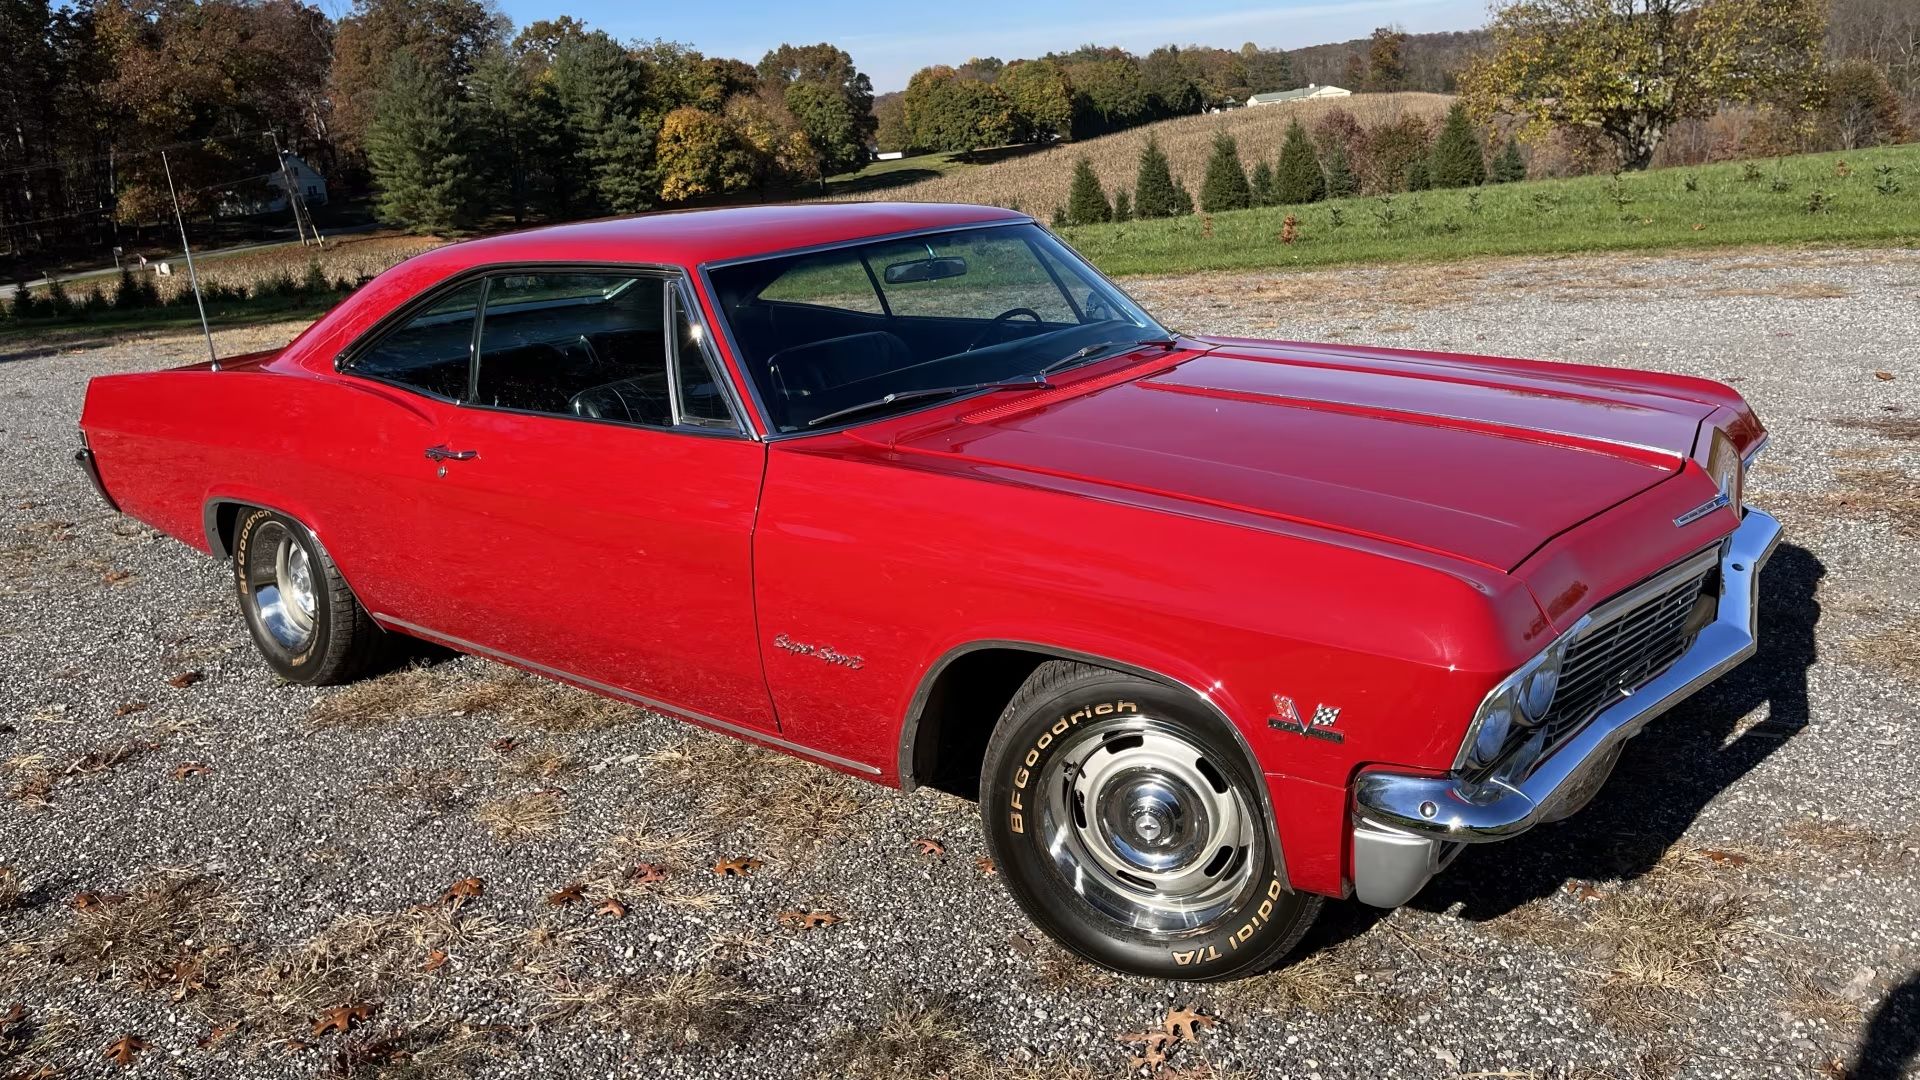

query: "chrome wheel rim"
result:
(245, 521), (316, 651)
(1037, 717), (1260, 935)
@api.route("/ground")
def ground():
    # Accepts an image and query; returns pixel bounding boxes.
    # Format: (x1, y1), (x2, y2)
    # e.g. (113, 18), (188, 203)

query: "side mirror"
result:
(883, 257), (968, 285)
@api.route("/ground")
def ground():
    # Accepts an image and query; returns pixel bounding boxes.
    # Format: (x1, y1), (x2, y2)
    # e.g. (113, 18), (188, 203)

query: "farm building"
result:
(1247, 84), (1352, 105)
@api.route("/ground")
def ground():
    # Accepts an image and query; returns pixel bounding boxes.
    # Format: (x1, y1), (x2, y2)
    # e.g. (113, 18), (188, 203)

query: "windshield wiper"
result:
(1037, 337), (1177, 378)
(806, 376), (1052, 428)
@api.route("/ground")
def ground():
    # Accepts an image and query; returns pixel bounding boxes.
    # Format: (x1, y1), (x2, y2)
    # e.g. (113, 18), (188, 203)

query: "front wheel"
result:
(232, 508), (392, 685)
(981, 661), (1320, 981)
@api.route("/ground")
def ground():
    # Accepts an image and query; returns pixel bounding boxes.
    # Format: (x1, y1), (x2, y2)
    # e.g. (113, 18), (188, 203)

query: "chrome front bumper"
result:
(1348, 506), (1782, 907)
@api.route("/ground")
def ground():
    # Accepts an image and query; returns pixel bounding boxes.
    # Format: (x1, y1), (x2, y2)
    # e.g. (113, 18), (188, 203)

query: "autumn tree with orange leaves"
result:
(1461, 0), (1827, 170)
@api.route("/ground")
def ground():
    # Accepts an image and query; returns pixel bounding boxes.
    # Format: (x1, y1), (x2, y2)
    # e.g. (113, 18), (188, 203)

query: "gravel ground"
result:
(1, 246), (1917, 1080)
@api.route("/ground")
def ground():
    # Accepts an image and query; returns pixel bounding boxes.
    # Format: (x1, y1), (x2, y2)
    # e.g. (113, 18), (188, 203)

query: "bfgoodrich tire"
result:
(232, 508), (392, 685)
(981, 661), (1320, 981)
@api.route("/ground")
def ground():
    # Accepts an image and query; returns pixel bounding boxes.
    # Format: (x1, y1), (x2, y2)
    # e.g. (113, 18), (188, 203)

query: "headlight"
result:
(1705, 429), (1743, 511)
(1459, 640), (1566, 770)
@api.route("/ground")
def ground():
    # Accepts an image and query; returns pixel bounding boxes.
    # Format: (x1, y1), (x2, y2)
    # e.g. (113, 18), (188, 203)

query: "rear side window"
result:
(347, 281), (482, 399)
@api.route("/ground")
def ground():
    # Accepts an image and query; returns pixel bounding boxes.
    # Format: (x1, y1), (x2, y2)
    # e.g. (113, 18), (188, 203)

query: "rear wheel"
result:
(232, 508), (391, 685)
(980, 661), (1320, 981)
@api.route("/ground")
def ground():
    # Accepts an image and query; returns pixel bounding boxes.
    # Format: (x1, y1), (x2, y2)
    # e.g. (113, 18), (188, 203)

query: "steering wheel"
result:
(965, 307), (1044, 352)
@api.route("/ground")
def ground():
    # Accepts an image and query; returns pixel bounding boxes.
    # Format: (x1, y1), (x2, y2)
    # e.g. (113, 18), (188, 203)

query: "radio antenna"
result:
(161, 150), (219, 370)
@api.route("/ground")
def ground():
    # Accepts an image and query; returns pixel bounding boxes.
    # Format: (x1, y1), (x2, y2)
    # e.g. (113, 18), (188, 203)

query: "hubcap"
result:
(1037, 718), (1260, 936)
(246, 521), (317, 651)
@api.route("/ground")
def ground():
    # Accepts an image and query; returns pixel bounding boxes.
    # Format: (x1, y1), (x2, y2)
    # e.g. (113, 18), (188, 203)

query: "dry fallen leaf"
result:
(974, 856), (996, 876)
(1873, 371), (1895, 381)
(311, 1003), (376, 1037)
(1163, 1005), (1215, 1042)
(439, 877), (485, 911)
(1118, 1029), (1173, 1072)
(712, 857), (763, 877)
(1565, 881), (1605, 901)
(196, 1025), (231, 1049)
(171, 762), (212, 780)
(113, 701), (147, 717)
(421, 949), (449, 973)
(102, 1034), (148, 1067)
(0, 1002), (27, 1035)
(1698, 848), (1750, 867)
(102, 569), (134, 585)
(595, 897), (628, 919)
(70, 890), (125, 911)
(912, 837), (946, 857)
(546, 883), (586, 906)
(166, 670), (204, 689)
(777, 909), (844, 930)
(489, 736), (519, 754)
(628, 862), (668, 885)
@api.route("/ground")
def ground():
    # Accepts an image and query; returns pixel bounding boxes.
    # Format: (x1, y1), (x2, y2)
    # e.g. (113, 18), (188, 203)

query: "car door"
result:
(407, 269), (777, 732)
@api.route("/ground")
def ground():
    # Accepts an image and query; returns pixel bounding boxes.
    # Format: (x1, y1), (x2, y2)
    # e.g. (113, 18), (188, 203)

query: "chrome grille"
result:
(1537, 559), (1717, 747)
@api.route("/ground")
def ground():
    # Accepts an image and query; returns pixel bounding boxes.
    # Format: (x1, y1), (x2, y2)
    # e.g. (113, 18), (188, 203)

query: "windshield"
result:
(705, 223), (1168, 432)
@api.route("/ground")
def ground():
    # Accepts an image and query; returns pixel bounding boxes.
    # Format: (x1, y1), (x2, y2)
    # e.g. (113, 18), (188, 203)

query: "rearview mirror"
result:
(883, 256), (968, 285)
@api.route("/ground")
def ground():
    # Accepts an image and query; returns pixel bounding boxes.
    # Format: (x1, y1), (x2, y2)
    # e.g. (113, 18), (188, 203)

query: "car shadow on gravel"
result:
(1848, 969), (1920, 1080)
(1410, 541), (1824, 921)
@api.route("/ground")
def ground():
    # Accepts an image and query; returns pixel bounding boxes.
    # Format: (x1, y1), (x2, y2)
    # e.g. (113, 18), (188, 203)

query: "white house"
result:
(1246, 84), (1353, 106)
(220, 153), (328, 217)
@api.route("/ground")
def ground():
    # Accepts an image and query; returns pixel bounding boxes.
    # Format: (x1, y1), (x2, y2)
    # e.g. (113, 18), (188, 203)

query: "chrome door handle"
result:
(424, 445), (477, 462)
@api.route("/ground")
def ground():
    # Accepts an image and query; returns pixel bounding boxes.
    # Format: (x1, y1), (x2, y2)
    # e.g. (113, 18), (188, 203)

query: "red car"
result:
(76, 203), (1779, 980)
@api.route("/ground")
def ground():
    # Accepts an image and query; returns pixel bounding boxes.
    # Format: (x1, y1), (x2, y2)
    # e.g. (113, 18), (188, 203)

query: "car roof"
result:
(415, 202), (1032, 271)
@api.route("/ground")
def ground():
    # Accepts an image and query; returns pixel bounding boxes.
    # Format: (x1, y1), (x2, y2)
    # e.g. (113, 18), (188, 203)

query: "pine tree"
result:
(1429, 102), (1487, 188)
(1199, 131), (1251, 212)
(551, 32), (658, 215)
(1112, 189), (1132, 222)
(1133, 136), (1182, 219)
(366, 53), (476, 235)
(1405, 157), (1431, 191)
(1066, 157), (1112, 225)
(1323, 139), (1357, 198)
(1492, 137), (1527, 184)
(1249, 160), (1277, 207)
(1274, 118), (1327, 204)
(1171, 179), (1195, 216)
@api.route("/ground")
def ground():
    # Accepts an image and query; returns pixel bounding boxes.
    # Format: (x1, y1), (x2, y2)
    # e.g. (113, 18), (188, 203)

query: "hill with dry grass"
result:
(816, 92), (1456, 217)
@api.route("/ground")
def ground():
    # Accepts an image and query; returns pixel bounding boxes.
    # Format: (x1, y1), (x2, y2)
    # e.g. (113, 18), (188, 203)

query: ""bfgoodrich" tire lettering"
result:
(1007, 700), (1137, 834)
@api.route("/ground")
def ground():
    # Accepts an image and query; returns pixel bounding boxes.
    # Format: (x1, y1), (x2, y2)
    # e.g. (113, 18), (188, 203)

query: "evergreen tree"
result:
(1430, 102), (1487, 188)
(366, 52), (476, 234)
(470, 47), (543, 224)
(1274, 118), (1327, 204)
(1112, 189), (1131, 222)
(1249, 160), (1277, 207)
(1404, 157), (1431, 192)
(551, 31), (658, 214)
(1066, 157), (1112, 225)
(1171, 179), (1195, 216)
(1199, 131), (1251, 212)
(1323, 140), (1357, 198)
(1133, 136), (1182, 219)
(1492, 137), (1527, 183)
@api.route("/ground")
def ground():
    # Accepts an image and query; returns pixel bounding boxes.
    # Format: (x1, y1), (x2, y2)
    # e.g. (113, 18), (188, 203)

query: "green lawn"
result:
(1061, 144), (1920, 276)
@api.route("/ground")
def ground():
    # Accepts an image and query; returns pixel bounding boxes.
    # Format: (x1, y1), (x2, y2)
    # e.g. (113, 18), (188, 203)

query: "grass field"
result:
(1058, 143), (1920, 276)
(813, 93), (1457, 214)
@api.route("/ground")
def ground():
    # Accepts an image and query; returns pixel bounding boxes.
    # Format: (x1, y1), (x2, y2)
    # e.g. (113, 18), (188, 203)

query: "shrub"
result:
(1822, 60), (1908, 150)
(1490, 137), (1526, 183)
(1249, 160), (1277, 207)
(9, 287), (37, 320)
(1322, 140), (1357, 198)
(1170, 179), (1195, 217)
(1274, 118), (1326, 205)
(1065, 157), (1111, 225)
(1133, 136), (1183, 219)
(1741, 161), (1765, 182)
(1112, 189), (1131, 222)
(1200, 131), (1252, 213)
(1429, 103), (1486, 188)
(1363, 114), (1432, 193)
(301, 259), (331, 295)
(1049, 204), (1069, 228)
(1683, 172), (1700, 192)
(1873, 164), (1901, 195)
(44, 279), (74, 318)
(1803, 189), (1833, 214)
(1767, 173), (1791, 193)
(114, 268), (145, 309)
(1404, 157), (1431, 192)
(80, 289), (110, 319)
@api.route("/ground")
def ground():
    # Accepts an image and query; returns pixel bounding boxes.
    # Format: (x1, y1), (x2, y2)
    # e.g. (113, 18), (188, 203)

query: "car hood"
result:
(891, 340), (1718, 572)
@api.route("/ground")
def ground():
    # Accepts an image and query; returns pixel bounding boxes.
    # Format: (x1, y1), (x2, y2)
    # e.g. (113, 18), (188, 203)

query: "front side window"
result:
(707, 223), (1165, 432)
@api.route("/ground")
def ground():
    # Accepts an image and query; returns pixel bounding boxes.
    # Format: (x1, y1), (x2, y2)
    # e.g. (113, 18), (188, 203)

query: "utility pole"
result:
(269, 131), (311, 246)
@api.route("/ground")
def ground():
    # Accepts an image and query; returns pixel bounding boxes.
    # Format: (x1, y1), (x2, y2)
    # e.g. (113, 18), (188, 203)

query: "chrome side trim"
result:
(372, 613), (882, 776)
(1356, 506), (1780, 847)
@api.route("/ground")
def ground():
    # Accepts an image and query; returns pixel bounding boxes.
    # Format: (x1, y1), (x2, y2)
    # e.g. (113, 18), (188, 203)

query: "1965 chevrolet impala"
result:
(76, 203), (1779, 980)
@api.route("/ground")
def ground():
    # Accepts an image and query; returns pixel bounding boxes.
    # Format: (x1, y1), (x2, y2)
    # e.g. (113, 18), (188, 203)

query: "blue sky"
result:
(488, 0), (1488, 91)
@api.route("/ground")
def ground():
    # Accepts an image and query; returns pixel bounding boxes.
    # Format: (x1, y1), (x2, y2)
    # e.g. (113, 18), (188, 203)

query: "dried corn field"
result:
(812, 93), (1455, 217)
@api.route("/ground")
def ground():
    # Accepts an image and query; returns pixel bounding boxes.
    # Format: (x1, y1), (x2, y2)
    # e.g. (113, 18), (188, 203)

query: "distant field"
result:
(1061, 143), (1920, 276)
(812, 92), (1457, 215)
